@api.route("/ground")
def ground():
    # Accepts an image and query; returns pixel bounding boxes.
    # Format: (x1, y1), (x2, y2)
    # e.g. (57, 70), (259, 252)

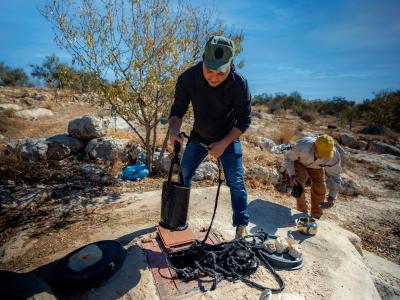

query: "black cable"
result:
(168, 232), (285, 292)
(201, 157), (223, 245)
(166, 137), (286, 293)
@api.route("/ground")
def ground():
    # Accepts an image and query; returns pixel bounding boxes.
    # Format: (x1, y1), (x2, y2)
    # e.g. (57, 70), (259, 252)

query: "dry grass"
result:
(1, 118), (68, 140)
(0, 149), (51, 183)
(301, 110), (319, 123)
(108, 129), (136, 141)
(0, 101), (98, 140)
(107, 157), (127, 177)
(242, 143), (281, 167)
(252, 104), (269, 113)
(0, 113), (15, 134)
(383, 128), (400, 142)
(271, 124), (297, 144)
(242, 129), (259, 144)
(296, 122), (305, 132)
(108, 128), (169, 149)
(40, 100), (57, 110)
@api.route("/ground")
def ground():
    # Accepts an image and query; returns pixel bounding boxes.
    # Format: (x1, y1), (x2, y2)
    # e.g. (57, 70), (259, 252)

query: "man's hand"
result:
(289, 175), (298, 187)
(208, 140), (228, 158)
(168, 116), (183, 146)
(321, 195), (336, 209)
(169, 129), (184, 146)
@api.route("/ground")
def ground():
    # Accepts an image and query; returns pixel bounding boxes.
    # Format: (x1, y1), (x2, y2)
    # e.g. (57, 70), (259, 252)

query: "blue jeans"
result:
(181, 140), (249, 226)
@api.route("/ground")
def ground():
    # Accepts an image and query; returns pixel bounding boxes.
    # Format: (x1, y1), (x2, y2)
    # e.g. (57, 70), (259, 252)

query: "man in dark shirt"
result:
(168, 35), (252, 238)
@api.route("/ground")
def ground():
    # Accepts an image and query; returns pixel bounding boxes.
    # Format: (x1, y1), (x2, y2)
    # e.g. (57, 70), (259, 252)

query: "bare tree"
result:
(43, 0), (243, 172)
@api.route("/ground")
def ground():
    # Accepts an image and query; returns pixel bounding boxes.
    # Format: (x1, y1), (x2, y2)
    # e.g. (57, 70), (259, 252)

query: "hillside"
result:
(0, 86), (399, 299)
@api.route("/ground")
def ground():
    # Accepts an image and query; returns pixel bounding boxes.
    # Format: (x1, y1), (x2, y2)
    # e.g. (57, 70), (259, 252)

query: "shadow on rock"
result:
(0, 270), (56, 299)
(248, 198), (307, 237)
(22, 226), (157, 300)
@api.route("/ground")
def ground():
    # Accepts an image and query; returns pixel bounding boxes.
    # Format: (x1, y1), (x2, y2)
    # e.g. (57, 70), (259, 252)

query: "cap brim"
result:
(204, 59), (231, 72)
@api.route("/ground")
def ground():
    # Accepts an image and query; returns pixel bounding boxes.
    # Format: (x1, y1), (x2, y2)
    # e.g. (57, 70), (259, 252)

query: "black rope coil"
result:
(168, 231), (285, 293)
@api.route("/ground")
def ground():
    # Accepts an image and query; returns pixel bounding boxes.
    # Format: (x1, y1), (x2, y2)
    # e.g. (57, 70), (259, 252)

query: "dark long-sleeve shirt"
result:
(169, 62), (252, 145)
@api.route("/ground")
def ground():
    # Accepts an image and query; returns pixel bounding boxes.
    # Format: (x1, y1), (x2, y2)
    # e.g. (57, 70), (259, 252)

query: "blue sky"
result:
(1, 0), (399, 101)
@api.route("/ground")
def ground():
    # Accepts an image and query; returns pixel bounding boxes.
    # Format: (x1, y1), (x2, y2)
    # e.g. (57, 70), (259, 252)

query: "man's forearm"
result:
(168, 116), (182, 134)
(220, 127), (243, 147)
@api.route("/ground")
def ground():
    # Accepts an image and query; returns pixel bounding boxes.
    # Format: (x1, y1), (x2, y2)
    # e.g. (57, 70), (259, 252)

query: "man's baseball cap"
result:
(203, 35), (235, 72)
(315, 134), (335, 159)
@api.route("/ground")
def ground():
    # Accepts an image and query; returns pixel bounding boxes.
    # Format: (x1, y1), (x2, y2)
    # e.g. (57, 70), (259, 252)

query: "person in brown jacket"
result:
(284, 135), (342, 218)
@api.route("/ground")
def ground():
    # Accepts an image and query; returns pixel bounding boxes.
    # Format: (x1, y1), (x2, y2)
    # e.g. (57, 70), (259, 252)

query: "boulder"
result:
(15, 108), (54, 120)
(251, 111), (274, 121)
(5, 138), (48, 161)
(1, 187), (384, 299)
(363, 251), (400, 300)
(368, 141), (400, 157)
(32, 93), (49, 101)
(193, 161), (218, 181)
(360, 124), (384, 135)
(103, 116), (134, 131)
(357, 140), (369, 150)
(340, 174), (359, 196)
(153, 151), (172, 174)
(46, 134), (85, 160)
(0, 103), (22, 111)
(85, 137), (132, 162)
(339, 133), (358, 148)
(80, 164), (107, 182)
(334, 143), (347, 167)
(129, 144), (145, 163)
(326, 173), (359, 196)
(68, 115), (108, 140)
(246, 164), (280, 185)
(257, 137), (277, 151)
(0, 270), (56, 300)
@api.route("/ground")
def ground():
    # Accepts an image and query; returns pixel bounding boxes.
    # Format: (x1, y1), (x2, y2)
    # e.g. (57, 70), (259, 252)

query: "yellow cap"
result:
(315, 134), (334, 158)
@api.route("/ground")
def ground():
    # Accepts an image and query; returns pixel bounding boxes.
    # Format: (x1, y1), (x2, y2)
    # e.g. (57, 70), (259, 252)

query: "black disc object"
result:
(260, 236), (304, 270)
(51, 240), (126, 292)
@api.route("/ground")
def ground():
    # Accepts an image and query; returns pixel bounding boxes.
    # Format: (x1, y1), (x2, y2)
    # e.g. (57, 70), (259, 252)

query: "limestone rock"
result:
(369, 141), (400, 157)
(32, 93), (49, 101)
(340, 174), (359, 196)
(68, 115), (108, 140)
(0, 103), (21, 111)
(339, 132), (358, 148)
(257, 137), (277, 151)
(15, 108), (54, 120)
(288, 244), (303, 259)
(246, 164), (280, 185)
(85, 137), (132, 162)
(6, 138), (48, 161)
(0, 270), (56, 300)
(263, 239), (276, 253)
(46, 134), (85, 160)
(80, 164), (106, 182)
(193, 161), (218, 181)
(360, 124), (384, 135)
(357, 140), (369, 150)
(103, 116), (135, 131)
(275, 236), (289, 253)
(153, 151), (172, 174)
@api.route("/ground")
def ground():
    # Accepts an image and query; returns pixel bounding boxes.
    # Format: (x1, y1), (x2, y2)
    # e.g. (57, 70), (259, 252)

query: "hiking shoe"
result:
(235, 226), (248, 239)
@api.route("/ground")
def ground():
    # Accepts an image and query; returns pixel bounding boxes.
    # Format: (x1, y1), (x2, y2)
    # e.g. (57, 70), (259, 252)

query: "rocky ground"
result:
(0, 86), (400, 299)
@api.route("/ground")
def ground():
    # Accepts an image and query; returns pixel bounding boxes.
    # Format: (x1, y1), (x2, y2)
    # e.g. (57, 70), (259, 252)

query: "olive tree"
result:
(43, 0), (243, 171)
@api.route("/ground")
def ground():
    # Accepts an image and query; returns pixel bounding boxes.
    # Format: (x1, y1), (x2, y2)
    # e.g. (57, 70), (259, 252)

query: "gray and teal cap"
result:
(203, 35), (235, 72)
